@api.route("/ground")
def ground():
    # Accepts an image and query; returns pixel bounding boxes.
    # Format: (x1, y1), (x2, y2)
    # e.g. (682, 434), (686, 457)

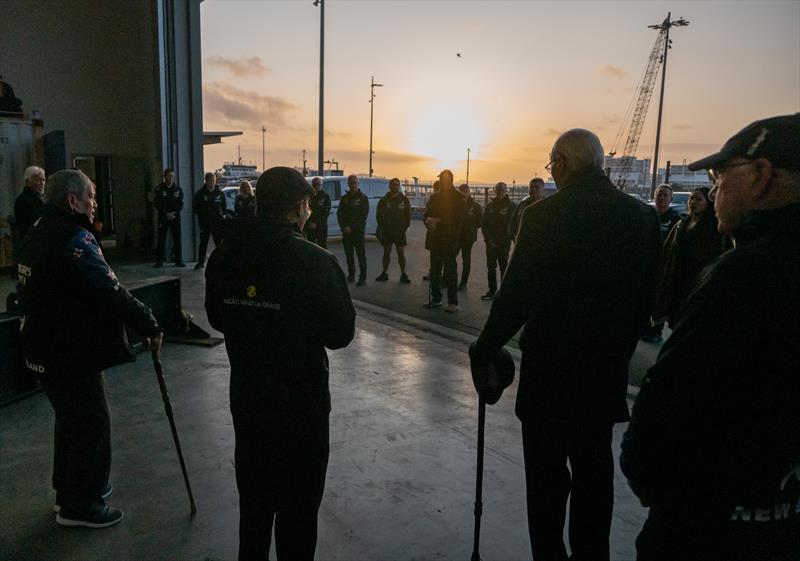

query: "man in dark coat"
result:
(14, 165), (46, 241)
(337, 174), (369, 285)
(457, 183), (482, 291)
(481, 182), (516, 300)
(510, 177), (545, 242)
(205, 166), (355, 560)
(375, 177), (412, 283)
(153, 168), (185, 268)
(470, 129), (661, 561)
(304, 177), (332, 248)
(192, 172), (227, 269)
(622, 114), (800, 561)
(423, 169), (464, 311)
(18, 170), (162, 528)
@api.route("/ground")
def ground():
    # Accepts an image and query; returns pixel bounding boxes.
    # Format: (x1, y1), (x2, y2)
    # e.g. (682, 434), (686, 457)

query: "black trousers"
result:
(521, 418), (614, 561)
(342, 230), (366, 278)
(41, 372), (111, 512)
(156, 219), (182, 263)
(233, 413), (329, 561)
(458, 241), (474, 285)
(485, 241), (510, 292)
(308, 227), (328, 249)
(430, 243), (459, 304)
(636, 507), (800, 561)
(198, 227), (222, 265)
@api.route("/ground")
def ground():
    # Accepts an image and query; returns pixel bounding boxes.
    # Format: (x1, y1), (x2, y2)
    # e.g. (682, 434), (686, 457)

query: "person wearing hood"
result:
(470, 129), (660, 560)
(622, 114), (800, 561)
(205, 166), (356, 561)
(17, 170), (162, 529)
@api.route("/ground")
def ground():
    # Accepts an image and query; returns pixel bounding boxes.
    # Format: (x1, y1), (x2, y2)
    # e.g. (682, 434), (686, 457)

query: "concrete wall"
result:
(0, 0), (163, 246)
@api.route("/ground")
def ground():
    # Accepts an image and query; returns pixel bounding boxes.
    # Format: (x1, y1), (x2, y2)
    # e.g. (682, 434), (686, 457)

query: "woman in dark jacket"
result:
(653, 187), (729, 327)
(234, 180), (256, 218)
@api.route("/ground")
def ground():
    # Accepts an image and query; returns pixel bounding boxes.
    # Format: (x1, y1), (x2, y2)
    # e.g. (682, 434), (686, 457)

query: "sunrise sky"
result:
(201, 0), (800, 184)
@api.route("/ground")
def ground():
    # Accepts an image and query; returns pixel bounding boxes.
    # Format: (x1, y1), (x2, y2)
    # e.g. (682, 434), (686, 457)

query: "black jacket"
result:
(17, 205), (160, 376)
(153, 182), (184, 221)
(424, 187), (464, 248)
(234, 195), (256, 218)
(510, 195), (540, 241)
(205, 219), (355, 420)
(460, 196), (483, 245)
(14, 188), (45, 240)
(376, 193), (411, 239)
(473, 167), (661, 423)
(657, 207), (681, 242)
(337, 190), (369, 233)
(621, 203), (800, 517)
(482, 196), (516, 246)
(193, 186), (228, 231)
(307, 189), (332, 232)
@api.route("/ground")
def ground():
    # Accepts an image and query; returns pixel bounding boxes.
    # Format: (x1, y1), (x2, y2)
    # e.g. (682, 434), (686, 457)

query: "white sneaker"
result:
(445, 303), (459, 313)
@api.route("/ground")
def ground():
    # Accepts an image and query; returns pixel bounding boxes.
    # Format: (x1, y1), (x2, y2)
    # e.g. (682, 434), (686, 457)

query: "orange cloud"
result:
(203, 82), (296, 127)
(206, 56), (270, 78)
(600, 64), (626, 79)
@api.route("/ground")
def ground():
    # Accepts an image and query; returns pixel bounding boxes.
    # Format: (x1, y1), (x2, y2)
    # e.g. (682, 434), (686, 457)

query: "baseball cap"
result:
(687, 113), (800, 171)
(255, 166), (312, 217)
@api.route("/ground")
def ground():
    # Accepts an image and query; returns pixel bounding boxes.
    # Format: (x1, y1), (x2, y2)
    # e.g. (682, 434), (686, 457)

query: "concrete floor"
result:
(0, 222), (654, 561)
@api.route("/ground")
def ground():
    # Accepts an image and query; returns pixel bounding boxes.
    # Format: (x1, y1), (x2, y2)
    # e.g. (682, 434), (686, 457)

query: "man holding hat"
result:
(622, 114), (800, 560)
(205, 166), (356, 560)
(471, 129), (661, 560)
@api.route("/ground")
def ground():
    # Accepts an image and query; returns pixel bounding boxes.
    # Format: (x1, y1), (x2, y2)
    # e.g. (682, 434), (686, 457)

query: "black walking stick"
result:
(471, 398), (486, 561)
(152, 351), (197, 515)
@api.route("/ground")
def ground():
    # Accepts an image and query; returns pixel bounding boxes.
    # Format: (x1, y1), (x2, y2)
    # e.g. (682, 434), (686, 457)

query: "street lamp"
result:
(313, 0), (325, 176)
(368, 76), (383, 177)
(466, 147), (471, 186)
(261, 125), (266, 171)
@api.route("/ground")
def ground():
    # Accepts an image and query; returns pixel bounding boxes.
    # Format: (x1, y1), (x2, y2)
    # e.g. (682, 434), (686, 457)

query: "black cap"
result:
(688, 114), (800, 171)
(255, 166), (313, 217)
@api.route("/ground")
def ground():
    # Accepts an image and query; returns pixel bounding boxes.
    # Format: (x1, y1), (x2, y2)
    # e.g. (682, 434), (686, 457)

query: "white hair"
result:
(552, 129), (605, 174)
(24, 166), (45, 184)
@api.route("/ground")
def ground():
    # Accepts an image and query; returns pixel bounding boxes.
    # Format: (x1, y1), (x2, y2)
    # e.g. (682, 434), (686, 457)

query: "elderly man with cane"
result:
(17, 169), (163, 528)
(470, 129), (660, 560)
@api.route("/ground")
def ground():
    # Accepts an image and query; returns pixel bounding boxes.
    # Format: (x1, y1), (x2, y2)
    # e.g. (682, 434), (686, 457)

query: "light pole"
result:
(368, 76), (383, 177)
(466, 147), (471, 186)
(313, 0), (325, 176)
(261, 125), (266, 171)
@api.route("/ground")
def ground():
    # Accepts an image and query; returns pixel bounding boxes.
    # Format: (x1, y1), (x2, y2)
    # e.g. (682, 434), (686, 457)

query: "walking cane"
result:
(471, 397), (486, 561)
(152, 351), (197, 515)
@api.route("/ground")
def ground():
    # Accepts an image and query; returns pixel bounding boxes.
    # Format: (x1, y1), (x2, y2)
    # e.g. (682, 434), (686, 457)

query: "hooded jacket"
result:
(17, 205), (160, 376)
(205, 218), (355, 419)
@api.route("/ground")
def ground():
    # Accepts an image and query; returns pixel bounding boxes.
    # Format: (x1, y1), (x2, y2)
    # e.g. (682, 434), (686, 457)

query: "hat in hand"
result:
(468, 343), (515, 405)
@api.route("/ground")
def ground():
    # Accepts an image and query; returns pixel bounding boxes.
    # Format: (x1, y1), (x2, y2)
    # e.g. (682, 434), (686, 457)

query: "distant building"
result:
(604, 156), (652, 194)
(657, 163), (712, 191)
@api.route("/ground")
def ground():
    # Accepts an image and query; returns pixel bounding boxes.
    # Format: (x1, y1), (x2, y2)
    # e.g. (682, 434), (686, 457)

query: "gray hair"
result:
(552, 129), (605, 175)
(24, 166), (45, 183)
(47, 170), (92, 209)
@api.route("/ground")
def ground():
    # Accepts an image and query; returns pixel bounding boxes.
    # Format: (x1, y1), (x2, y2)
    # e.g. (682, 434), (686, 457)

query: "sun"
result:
(407, 102), (485, 170)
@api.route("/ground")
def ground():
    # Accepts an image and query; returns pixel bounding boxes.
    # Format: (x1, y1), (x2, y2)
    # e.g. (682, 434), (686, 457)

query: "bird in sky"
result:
(456, 53), (462, 58)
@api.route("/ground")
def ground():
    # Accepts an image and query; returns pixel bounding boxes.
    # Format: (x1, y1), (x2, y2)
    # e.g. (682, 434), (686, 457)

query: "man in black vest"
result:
(457, 183), (482, 291)
(153, 168), (185, 268)
(481, 182), (516, 300)
(471, 129), (661, 561)
(18, 170), (162, 529)
(206, 166), (355, 560)
(375, 178), (412, 283)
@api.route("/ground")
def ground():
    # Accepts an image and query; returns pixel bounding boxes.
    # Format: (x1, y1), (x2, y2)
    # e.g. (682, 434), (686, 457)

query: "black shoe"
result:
(356, 277), (366, 287)
(194, 262), (205, 270)
(399, 273), (411, 284)
(175, 262), (186, 268)
(55, 483), (113, 513)
(481, 291), (495, 301)
(375, 272), (389, 282)
(56, 504), (124, 529)
(347, 273), (355, 283)
(423, 299), (442, 309)
(457, 282), (467, 292)
(154, 262), (163, 268)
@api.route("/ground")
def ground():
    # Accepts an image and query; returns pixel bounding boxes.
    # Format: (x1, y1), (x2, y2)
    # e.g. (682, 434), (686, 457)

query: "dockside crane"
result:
(609, 13), (689, 193)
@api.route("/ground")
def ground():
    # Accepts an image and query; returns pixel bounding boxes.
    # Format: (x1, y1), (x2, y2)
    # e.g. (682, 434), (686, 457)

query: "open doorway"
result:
(73, 155), (113, 237)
